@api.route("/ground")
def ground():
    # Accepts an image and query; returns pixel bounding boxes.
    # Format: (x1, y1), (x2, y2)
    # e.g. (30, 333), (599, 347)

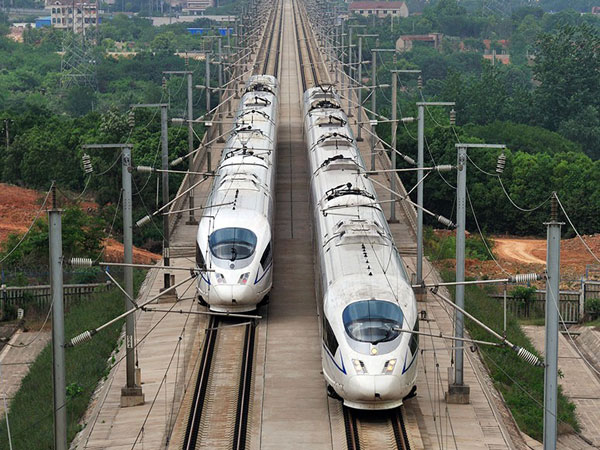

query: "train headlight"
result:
(352, 359), (367, 375)
(215, 273), (226, 284)
(238, 272), (250, 285)
(382, 359), (396, 374)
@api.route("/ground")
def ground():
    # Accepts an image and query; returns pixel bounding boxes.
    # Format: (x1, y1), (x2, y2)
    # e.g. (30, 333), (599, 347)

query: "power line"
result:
(497, 176), (552, 213)
(555, 194), (600, 265)
(466, 188), (510, 275)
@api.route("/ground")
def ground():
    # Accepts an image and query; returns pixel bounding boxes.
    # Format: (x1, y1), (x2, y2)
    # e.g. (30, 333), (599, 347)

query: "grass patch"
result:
(439, 269), (579, 441)
(424, 227), (494, 261)
(0, 270), (146, 449)
(517, 317), (546, 326)
(585, 318), (600, 329)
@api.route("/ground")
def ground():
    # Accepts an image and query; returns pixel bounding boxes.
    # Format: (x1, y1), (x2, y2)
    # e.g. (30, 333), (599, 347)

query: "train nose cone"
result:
(208, 284), (258, 312)
(373, 375), (400, 400)
(344, 375), (376, 402)
(344, 375), (407, 405)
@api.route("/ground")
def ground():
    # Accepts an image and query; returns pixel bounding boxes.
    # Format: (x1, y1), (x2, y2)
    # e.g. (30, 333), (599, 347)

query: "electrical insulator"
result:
(171, 156), (184, 167)
(70, 257), (94, 267)
(509, 273), (541, 283)
(449, 108), (456, 126)
(162, 76), (167, 91)
(128, 110), (135, 129)
(436, 215), (455, 228)
(136, 215), (152, 228)
(515, 346), (544, 367)
(69, 330), (94, 347)
(136, 165), (154, 173)
(185, 55), (189, 67)
(402, 155), (416, 166)
(417, 75), (423, 90)
(496, 152), (506, 174)
(82, 153), (93, 174)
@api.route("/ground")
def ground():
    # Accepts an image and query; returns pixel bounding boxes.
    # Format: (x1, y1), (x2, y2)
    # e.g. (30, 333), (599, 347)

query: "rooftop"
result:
(349, 1), (406, 10)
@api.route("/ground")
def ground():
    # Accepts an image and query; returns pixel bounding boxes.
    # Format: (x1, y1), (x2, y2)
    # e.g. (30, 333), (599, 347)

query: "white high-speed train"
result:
(303, 85), (418, 410)
(196, 75), (279, 312)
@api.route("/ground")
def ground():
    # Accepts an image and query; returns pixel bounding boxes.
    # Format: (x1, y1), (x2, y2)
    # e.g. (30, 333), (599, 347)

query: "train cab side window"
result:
(260, 242), (273, 269)
(324, 319), (339, 355)
(409, 319), (419, 356)
(196, 242), (206, 269)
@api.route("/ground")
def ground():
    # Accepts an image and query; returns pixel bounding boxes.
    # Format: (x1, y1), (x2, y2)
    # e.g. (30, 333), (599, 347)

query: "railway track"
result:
(294, 3), (419, 450)
(343, 406), (412, 450)
(179, 316), (257, 450)
(293, 0), (324, 90)
(261, 0), (283, 76)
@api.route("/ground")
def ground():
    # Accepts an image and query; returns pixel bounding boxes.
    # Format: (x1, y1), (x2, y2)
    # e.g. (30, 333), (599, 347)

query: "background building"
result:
(46, 0), (98, 33)
(182, 0), (214, 15)
(349, 1), (408, 18)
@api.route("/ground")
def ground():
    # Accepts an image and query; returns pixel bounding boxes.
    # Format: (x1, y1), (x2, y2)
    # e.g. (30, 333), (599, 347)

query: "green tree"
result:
(0, 206), (104, 269)
(533, 24), (600, 131)
(558, 106), (600, 159)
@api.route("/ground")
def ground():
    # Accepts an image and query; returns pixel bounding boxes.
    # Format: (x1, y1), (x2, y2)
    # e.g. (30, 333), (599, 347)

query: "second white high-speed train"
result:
(303, 85), (418, 409)
(196, 75), (279, 312)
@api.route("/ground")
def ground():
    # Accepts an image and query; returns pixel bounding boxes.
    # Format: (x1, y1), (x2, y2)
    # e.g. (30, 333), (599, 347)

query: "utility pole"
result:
(356, 33), (377, 142)
(370, 47), (394, 170)
(448, 143), (505, 405)
(389, 70), (420, 219)
(347, 25), (365, 117)
(163, 68), (197, 225)
(415, 101), (453, 285)
(339, 28), (345, 94)
(544, 193), (562, 450)
(205, 50), (212, 114)
(217, 36), (225, 142)
(82, 144), (144, 407)
(49, 184), (67, 450)
(131, 103), (175, 300)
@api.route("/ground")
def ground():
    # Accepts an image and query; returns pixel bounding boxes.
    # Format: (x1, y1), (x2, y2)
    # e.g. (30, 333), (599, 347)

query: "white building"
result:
(47, 0), (98, 32)
(349, 1), (409, 18)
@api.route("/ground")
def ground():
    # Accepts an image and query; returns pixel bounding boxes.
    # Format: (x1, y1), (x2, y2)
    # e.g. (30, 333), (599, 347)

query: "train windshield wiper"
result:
(371, 328), (393, 345)
(230, 246), (238, 261)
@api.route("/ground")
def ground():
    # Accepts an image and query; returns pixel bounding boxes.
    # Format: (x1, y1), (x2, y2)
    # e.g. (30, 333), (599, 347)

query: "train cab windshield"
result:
(342, 300), (404, 344)
(209, 227), (257, 261)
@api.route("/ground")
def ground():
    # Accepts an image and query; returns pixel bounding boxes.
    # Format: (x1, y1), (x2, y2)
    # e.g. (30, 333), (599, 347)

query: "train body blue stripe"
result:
(323, 343), (346, 375)
(254, 261), (273, 284)
(402, 349), (417, 374)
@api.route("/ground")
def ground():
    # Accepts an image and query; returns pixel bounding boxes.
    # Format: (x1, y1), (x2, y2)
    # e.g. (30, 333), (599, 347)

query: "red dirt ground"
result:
(0, 183), (160, 264)
(433, 229), (600, 286)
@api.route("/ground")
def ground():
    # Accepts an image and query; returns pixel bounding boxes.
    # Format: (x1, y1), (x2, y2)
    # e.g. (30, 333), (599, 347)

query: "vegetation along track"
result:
(343, 406), (412, 450)
(180, 316), (257, 450)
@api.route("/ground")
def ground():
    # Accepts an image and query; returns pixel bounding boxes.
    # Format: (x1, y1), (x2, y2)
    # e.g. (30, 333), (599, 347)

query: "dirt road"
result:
(494, 238), (547, 265)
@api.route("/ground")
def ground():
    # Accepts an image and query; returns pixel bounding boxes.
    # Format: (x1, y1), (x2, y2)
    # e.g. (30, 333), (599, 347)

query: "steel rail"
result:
(182, 315), (219, 450)
(232, 322), (257, 449)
